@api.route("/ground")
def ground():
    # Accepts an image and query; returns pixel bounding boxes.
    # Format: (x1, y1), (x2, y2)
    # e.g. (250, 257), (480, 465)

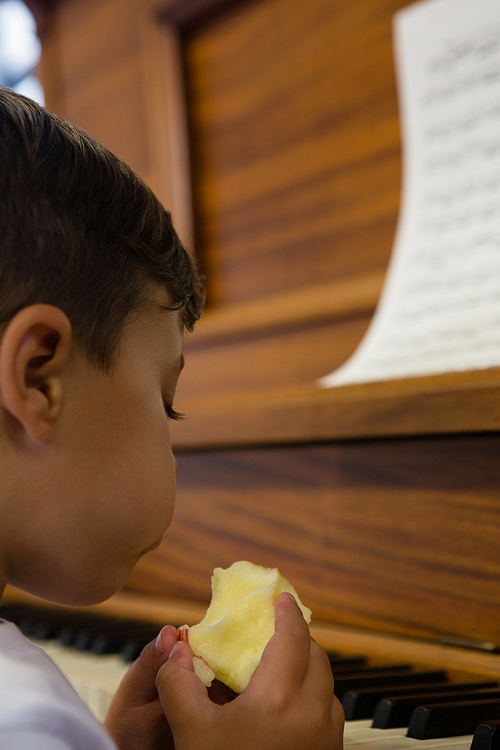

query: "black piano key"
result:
(1, 602), (165, 661)
(121, 632), (165, 662)
(21, 609), (102, 640)
(60, 613), (151, 646)
(407, 698), (500, 739)
(122, 640), (149, 662)
(90, 625), (160, 655)
(342, 680), (498, 721)
(59, 623), (96, 646)
(1, 604), (122, 642)
(373, 688), (500, 728)
(471, 721), (500, 750)
(334, 667), (445, 700)
(60, 617), (144, 647)
(330, 662), (413, 679)
(0, 604), (48, 636)
(73, 620), (152, 651)
(328, 656), (367, 672)
(30, 619), (67, 639)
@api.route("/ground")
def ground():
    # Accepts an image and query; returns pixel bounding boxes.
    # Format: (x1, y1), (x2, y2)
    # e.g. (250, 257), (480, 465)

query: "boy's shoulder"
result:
(0, 619), (116, 749)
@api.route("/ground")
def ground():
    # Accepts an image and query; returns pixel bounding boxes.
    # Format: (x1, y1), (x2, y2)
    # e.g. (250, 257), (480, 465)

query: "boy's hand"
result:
(156, 593), (345, 750)
(104, 624), (178, 750)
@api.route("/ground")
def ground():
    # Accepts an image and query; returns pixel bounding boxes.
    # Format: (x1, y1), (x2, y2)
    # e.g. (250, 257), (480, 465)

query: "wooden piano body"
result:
(6, 0), (500, 728)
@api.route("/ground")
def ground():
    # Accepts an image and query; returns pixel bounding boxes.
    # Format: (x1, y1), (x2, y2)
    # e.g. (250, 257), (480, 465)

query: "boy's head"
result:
(0, 86), (204, 370)
(0, 88), (204, 607)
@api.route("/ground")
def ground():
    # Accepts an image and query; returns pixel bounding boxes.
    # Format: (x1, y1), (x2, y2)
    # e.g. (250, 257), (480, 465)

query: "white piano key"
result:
(345, 722), (413, 741)
(343, 718), (473, 749)
(345, 720), (374, 732)
(31, 638), (129, 722)
(345, 739), (472, 750)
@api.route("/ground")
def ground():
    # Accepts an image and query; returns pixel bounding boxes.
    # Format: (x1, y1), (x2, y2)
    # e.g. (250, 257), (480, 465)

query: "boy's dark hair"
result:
(0, 87), (204, 369)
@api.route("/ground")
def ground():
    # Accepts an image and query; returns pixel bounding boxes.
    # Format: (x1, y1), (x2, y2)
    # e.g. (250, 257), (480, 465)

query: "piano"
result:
(14, 0), (500, 746)
(2, 591), (500, 749)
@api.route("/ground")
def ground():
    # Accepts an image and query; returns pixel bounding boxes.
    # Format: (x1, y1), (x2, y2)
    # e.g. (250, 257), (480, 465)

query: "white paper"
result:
(319, 0), (500, 388)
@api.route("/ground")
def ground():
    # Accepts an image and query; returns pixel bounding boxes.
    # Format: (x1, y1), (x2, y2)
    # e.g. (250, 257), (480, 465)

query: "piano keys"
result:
(470, 721), (500, 750)
(407, 702), (500, 741)
(343, 720), (472, 749)
(27, 637), (129, 722)
(0, 602), (159, 722)
(2, 600), (500, 750)
(334, 666), (449, 698)
(372, 689), (500, 729)
(345, 683), (500, 723)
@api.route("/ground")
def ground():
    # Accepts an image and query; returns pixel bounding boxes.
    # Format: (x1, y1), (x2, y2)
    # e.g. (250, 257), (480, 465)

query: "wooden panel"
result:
(177, 316), (372, 399)
(129, 434), (500, 645)
(35, 0), (196, 246)
(183, 270), (384, 342)
(185, 0), (403, 305)
(171, 367), (500, 448)
(50, 0), (152, 178)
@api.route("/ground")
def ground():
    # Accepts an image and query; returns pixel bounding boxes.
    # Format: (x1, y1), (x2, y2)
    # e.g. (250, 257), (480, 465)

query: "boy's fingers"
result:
(301, 640), (345, 741)
(301, 638), (335, 700)
(332, 691), (345, 726)
(249, 592), (311, 693)
(332, 693), (346, 746)
(112, 625), (178, 706)
(154, 624), (180, 658)
(156, 640), (214, 733)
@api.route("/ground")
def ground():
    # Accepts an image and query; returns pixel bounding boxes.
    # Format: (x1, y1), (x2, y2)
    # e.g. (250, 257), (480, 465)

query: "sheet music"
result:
(319, 0), (500, 388)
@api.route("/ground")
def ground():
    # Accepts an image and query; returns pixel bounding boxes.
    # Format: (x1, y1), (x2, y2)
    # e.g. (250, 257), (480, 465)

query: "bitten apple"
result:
(177, 560), (312, 694)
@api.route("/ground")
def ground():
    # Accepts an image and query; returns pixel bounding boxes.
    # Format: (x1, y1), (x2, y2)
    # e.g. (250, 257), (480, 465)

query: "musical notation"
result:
(319, 0), (500, 387)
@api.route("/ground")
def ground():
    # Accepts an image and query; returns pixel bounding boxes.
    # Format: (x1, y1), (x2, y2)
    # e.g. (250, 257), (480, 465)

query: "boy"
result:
(0, 87), (344, 749)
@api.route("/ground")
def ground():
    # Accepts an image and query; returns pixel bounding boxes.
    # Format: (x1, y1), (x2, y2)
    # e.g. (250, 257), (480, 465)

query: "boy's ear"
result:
(0, 305), (72, 442)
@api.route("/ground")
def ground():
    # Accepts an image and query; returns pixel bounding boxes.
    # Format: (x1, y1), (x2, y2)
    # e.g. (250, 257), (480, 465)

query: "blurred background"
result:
(0, 0), (43, 103)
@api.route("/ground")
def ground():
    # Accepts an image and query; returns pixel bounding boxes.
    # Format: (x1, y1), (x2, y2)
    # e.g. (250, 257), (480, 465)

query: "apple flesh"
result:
(177, 560), (312, 694)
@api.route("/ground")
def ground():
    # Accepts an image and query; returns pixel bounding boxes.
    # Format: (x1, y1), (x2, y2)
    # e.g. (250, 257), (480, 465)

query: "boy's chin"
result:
(14, 572), (132, 609)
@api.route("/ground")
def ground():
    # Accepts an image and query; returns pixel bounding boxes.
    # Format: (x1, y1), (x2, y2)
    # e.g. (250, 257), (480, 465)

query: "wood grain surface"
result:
(128, 434), (500, 646)
(171, 367), (500, 448)
(185, 0), (402, 305)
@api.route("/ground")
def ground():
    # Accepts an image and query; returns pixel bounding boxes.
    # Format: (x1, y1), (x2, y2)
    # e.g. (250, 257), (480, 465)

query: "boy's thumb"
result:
(156, 641), (211, 729)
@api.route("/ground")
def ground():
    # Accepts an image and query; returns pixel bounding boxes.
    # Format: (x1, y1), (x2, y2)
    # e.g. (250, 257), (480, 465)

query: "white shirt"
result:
(0, 619), (117, 750)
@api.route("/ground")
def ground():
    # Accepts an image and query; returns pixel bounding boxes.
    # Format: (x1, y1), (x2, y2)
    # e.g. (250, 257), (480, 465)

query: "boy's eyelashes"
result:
(163, 401), (184, 421)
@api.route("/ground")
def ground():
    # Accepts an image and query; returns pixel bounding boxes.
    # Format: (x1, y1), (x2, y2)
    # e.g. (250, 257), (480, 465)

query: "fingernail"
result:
(283, 592), (297, 604)
(154, 627), (167, 655)
(168, 641), (182, 661)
